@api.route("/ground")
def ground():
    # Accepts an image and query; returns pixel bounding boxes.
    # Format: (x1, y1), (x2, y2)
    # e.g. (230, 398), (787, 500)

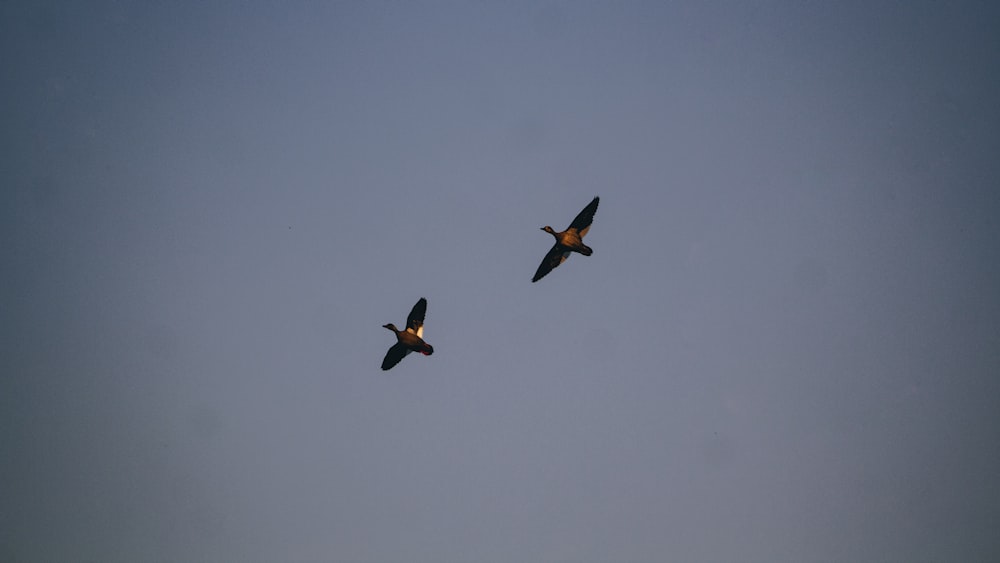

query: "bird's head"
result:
(382, 323), (398, 332)
(541, 226), (556, 235)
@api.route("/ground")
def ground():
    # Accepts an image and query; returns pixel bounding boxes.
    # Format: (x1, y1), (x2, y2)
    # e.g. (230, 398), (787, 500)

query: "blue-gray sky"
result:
(3, 2), (1000, 562)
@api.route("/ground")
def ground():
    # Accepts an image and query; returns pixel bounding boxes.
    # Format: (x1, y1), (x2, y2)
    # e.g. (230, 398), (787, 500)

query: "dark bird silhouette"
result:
(532, 196), (600, 282)
(381, 297), (434, 371)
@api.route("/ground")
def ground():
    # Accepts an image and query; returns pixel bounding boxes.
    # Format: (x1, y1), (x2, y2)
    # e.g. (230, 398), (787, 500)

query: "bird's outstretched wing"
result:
(406, 298), (427, 337)
(569, 196), (600, 237)
(532, 245), (570, 282)
(381, 342), (409, 371)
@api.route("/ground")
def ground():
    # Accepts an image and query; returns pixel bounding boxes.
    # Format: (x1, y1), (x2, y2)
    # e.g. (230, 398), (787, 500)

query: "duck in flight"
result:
(381, 297), (434, 371)
(532, 196), (600, 282)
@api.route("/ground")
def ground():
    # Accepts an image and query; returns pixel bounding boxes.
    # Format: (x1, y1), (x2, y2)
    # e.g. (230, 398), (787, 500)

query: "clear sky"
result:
(2, 2), (1000, 562)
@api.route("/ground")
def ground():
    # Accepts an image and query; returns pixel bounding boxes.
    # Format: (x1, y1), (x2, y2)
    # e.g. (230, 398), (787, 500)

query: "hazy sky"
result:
(3, 2), (1000, 562)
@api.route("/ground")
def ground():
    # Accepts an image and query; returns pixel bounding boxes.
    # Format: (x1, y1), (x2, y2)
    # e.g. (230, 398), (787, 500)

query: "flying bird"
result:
(532, 196), (600, 282)
(381, 297), (434, 371)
